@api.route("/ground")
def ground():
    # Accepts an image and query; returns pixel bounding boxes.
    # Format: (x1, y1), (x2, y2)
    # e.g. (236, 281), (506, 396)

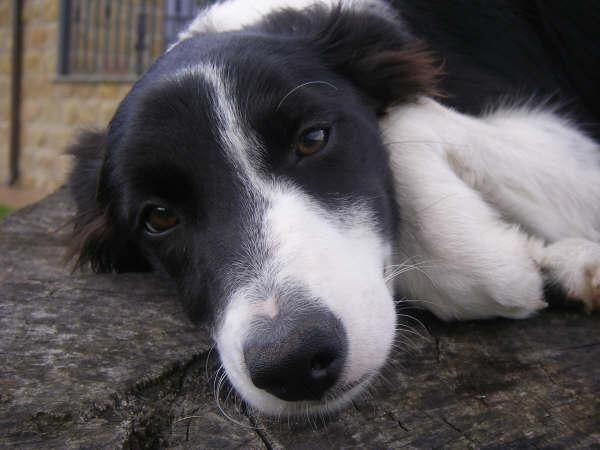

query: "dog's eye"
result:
(144, 206), (179, 235)
(296, 127), (329, 156)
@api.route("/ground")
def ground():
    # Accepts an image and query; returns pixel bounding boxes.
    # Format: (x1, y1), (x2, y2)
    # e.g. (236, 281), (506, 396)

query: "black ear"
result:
(66, 130), (150, 273)
(307, 6), (441, 113)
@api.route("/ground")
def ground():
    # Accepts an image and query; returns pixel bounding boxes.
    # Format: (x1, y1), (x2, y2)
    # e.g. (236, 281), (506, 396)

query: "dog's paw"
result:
(485, 260), (547, 319)
(539, 238), (600, 313)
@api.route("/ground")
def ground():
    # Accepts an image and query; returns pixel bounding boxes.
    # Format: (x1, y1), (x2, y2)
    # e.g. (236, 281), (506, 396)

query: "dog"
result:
(68, 0), (600, 417)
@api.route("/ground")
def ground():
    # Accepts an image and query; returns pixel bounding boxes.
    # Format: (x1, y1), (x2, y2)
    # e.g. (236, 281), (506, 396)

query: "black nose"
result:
(243, 308), (346, 402)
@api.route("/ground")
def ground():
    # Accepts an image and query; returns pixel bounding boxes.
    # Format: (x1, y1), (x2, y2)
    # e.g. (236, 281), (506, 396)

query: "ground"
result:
(0, 185), (47, 219)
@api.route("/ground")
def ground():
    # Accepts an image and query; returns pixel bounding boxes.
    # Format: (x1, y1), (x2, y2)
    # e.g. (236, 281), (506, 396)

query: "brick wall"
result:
(0, 1), (158, 192)
(18, 0), (134, 192)
(0, 0), (196, 193)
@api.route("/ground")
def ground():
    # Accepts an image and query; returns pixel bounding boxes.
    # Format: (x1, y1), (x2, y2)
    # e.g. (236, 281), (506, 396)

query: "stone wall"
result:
(0, 0), (167, 192)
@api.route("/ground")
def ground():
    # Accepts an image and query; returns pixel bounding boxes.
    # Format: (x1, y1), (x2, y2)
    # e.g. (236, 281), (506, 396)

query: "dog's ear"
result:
(308, 7), (441, 113)
(66, 130), (151, 273)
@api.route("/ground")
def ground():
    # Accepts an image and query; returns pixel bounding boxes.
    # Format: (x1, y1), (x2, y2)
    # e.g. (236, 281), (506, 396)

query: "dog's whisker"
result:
(384, 258), (438, 289)
(395, 325), (426, 340)
(384, 259), (434, 273)
(385, 263), (424, 276)
(395, 313), (430, 334)
(400, 298), (436, 305)
(212, 365), (223, 405)
(382, 139), (449, 147)
(395, 304), (429, 311)
(392, 341), (419, 353)
(204, 344), (216, 381)
(224, 384), (235, 407)
(384, 257), (433, 269)
(393, 333), (423, 347)
(385, 264), (432, 282)
(213, 369), (258, 429)
(396, 297), (438, 307)
(395, 324), (428, 339)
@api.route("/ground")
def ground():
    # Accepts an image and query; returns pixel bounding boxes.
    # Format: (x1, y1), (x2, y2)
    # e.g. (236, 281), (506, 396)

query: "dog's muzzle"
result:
(243, 307), (347, 402)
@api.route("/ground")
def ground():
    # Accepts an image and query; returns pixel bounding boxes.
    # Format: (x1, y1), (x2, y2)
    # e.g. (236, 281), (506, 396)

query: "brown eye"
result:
(144, 206), (179, 235)
(296, 127), (329, 156)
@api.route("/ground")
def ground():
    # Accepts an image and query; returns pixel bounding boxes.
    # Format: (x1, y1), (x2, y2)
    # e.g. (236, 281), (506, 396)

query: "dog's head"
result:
(68, 5), (437, 416)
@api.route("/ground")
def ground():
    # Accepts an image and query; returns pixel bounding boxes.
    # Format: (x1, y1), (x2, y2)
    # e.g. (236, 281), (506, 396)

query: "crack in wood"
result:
(559, 341), (600, 351)
(246, 414), (276, 450)
(440, 415), (476, 446)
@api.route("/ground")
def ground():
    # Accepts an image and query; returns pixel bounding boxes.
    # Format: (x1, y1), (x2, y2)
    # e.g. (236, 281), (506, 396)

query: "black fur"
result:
(68, 130), (151, 273)
(394, 0), (600, 138)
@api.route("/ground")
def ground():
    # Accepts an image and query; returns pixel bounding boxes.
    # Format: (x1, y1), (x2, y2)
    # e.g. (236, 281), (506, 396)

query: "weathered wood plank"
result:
(1, 189), (598, 448)
(0, 190), (261, 448)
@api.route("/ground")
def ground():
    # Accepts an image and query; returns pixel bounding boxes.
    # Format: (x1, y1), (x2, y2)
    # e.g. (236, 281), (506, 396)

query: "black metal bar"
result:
(72, 1), (81, 73)
(82, 0), (91, 73)
(163, 1), (168, 47)
(103, 0), (111, 71)
(156, 0), (163, 55)
(58, 0), (72, 75)
(57, 0), (210, 79)
(71, 2), (76, 72)
(126, 0), (134, 73)
(149, 0), (157, 59)
(114, 0), (122, 73)
(135, 0), (147, 74)
(8, 0), (25, 185)
(93, 0), (101, 71)
(9, 0), (24, 185)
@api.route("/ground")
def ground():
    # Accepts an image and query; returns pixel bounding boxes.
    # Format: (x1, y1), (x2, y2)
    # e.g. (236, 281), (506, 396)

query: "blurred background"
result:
(0, 0), (215, 217)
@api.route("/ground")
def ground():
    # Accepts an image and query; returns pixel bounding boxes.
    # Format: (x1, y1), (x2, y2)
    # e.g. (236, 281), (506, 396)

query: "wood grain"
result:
(1, 189), (598, 448)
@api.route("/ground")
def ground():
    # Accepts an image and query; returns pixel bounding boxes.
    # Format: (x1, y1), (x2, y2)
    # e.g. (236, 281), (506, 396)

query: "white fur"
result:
(197, 60), (396, 415)
(171, 0), (393, 48)
(381, 98), (600, 320)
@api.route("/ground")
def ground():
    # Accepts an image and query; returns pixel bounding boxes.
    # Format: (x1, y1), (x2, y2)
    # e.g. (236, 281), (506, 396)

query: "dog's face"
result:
(69, 7), (437, 416)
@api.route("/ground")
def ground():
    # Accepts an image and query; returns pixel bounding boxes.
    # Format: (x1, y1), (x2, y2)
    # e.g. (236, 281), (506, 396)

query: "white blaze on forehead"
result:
(193, 63), (264, 185)
(172, 0), (394, 47)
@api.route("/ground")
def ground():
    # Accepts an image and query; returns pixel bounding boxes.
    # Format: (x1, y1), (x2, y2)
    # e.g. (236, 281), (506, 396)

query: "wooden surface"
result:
(1, 189), (599, 449)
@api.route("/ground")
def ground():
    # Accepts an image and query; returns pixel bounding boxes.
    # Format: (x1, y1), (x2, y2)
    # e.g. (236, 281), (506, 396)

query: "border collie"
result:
(68, 0), (600, 417)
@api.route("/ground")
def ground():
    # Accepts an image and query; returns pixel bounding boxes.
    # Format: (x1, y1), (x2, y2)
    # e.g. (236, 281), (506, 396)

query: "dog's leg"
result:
(381, 98), (600, 319)
(433, 99), (600, 311)
(381, 102), (548, 320)
(451, 103), (600, 243)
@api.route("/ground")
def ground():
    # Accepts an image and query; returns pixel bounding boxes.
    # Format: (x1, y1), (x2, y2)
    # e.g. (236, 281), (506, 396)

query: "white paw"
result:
(539, 238), (600, 313)
(419, 239), (547, 321)
(482, 256), (547, 319)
